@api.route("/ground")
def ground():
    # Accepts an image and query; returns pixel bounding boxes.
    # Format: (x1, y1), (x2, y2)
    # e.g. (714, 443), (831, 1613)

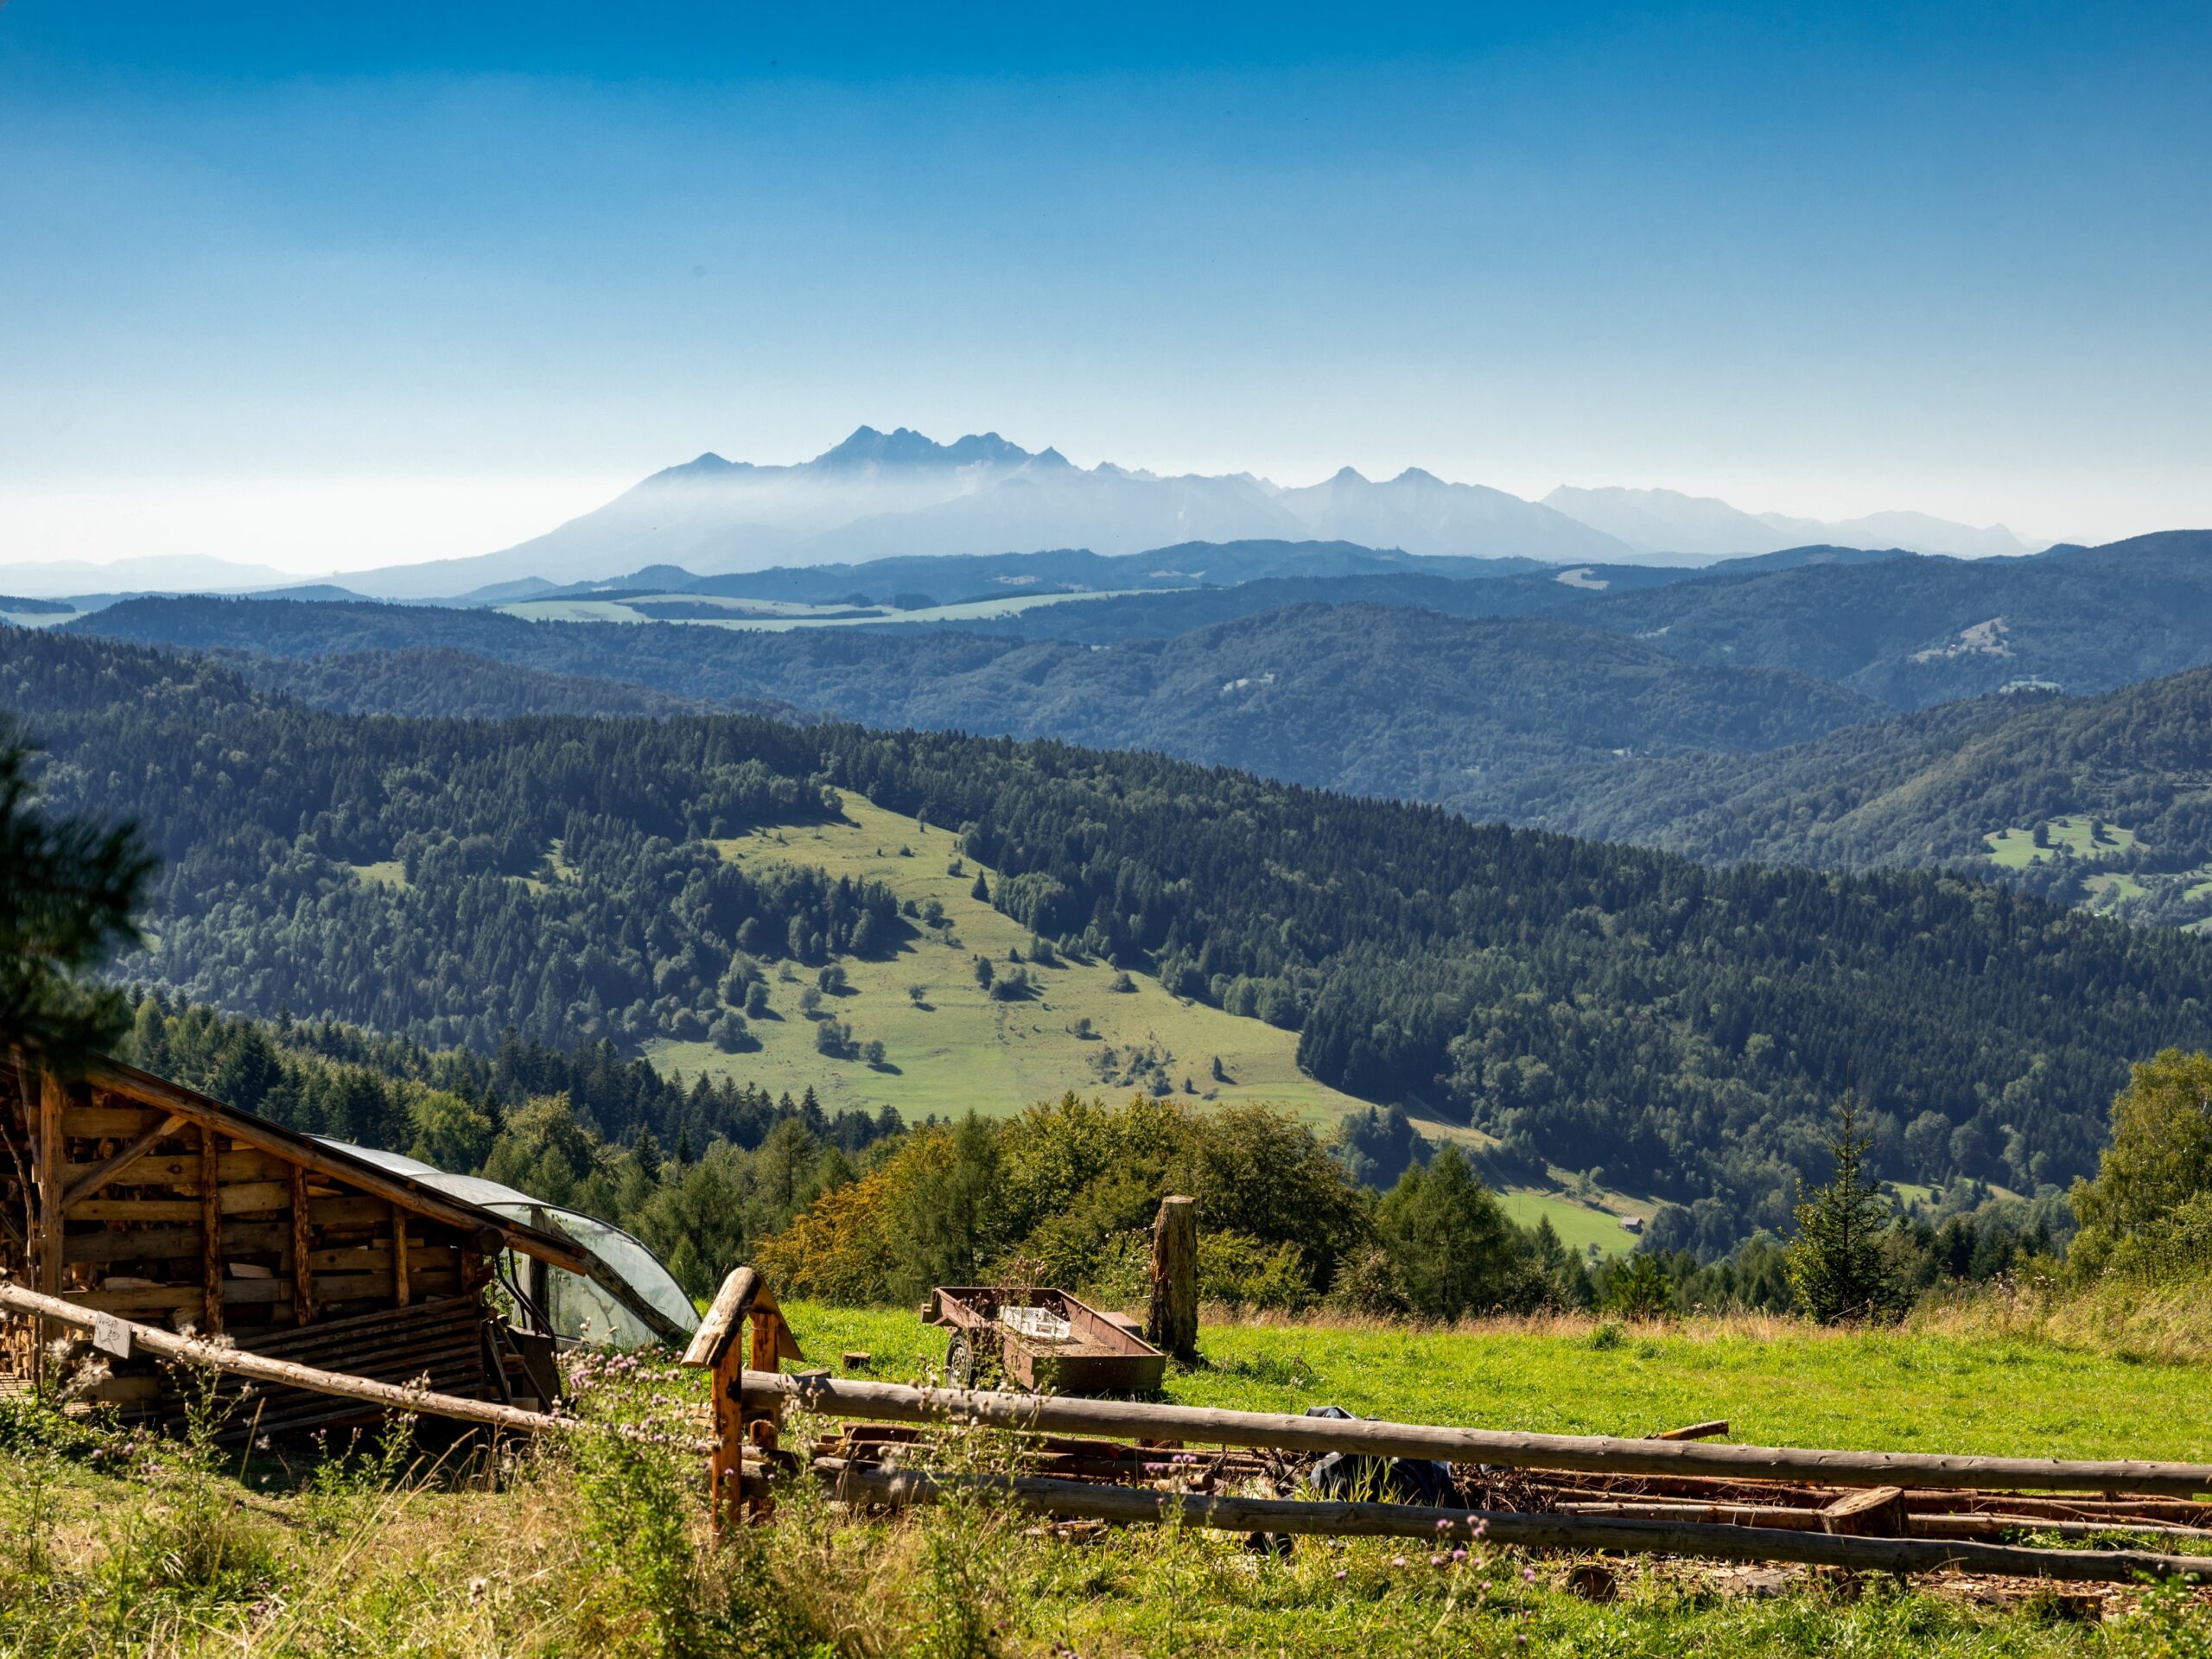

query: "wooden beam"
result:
(1147, 1195), (1198, 1362)
(78, 1057), (590, 1274)
(289, 1164), (319, 1327)
(33, 1066), (64, 1393)
(198, 1122), (224, 1337)
(0, 1281), (559, 1434)
(815, 1461), (2212, 1586)
(59, 1114), (186, 1211)
(748, 1372), (2212, 1498)
(391, 1203), (410, 1307)
(681, 1266), (759, 1368)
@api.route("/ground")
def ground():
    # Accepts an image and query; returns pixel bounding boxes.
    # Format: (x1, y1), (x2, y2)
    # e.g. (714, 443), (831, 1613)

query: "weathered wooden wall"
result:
(0, 1061), (502, 1419)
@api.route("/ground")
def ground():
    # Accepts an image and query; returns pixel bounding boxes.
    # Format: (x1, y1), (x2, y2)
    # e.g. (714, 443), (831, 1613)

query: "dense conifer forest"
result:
(10, 624), (2212, 1243)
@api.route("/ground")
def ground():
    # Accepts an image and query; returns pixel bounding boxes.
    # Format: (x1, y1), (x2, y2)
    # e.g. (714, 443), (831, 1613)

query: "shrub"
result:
(1200, 1229), (1315, 1312)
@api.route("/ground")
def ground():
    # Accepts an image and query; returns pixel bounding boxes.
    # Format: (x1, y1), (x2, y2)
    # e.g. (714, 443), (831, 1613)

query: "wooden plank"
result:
(1559, 1500), (1825, 1529)
(816, 1462), (2212, 1586)
(60, 1147), (295, 1189)
(59, 1114), (188, 1211)
(77, 1373), (163, 1404)
(749, 1373), (2212, 1498)
(309, 1195), (397, 1227)
(79, 1285), (204, 1313)
(63, 1104), (160, 1137)
(263, 1274), (461, 1304)
(65, 1221), (289, 1264)
(392, 1203), (410, 1308)
(289, 1164), (318, 1327)
(305, 1244), (460, 1275)
(198, 1124), (225, 1337)
(70, 1182), (290, 1223)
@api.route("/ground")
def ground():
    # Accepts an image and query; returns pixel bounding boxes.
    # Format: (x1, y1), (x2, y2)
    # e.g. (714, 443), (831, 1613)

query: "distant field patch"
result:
(1496, 1189), (1641, 1259)
(494, 588), (1148, 632)
(1984, 815), (2136, 868)
(346, 859), (410, 889)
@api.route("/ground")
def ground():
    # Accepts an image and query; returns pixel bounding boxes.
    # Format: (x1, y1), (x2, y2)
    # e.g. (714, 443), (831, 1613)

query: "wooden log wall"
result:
(0, 1065), (497, 1408)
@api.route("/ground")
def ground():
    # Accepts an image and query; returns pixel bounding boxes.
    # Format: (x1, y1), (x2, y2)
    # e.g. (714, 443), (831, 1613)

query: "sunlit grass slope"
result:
(645, 791), (1369, 1125)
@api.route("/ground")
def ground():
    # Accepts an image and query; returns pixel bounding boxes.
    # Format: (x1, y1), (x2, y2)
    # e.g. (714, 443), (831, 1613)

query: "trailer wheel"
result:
(945, 1330), (976, 1387)
(944, 1330), (1002, 1389)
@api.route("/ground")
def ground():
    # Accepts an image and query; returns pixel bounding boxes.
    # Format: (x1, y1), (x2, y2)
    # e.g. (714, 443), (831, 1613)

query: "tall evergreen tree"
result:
(0, 721), (152, 1072)
(1784, 1095), (1902, 1323)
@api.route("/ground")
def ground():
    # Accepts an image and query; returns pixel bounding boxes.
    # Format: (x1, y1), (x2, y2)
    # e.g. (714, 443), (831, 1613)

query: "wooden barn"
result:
(0, 1052), (592, 1433)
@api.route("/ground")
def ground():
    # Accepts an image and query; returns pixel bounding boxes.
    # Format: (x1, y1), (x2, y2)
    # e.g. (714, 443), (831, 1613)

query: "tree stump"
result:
(1147, 1195), (1198, 1363)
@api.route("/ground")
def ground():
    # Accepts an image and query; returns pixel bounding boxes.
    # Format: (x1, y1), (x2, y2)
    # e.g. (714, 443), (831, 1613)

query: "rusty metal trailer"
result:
(926, 1286), (1166, 1395)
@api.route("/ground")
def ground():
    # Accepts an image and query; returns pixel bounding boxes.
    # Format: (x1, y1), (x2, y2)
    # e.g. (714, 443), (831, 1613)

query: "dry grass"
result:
(1909, 1272), (2212, 1366)
(1209, 1302), (1802, 1341)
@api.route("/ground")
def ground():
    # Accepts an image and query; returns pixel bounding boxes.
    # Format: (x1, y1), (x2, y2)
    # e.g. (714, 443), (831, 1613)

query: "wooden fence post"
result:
(33, 1067), (65, 1394)
(682, 1266), (805, 1530)
(1147, 1195), (1198, 1363)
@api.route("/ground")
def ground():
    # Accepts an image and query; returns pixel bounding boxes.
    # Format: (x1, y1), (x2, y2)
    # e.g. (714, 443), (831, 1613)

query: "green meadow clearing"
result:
(6, 1309), (2208, 1657)
(1985, 817), (2139, 868)
(787, 1303), (2212, 1463)
(645, 790), (1370, 1128)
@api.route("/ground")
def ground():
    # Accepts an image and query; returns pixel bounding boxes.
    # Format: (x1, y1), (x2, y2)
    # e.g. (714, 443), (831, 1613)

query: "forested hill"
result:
(10, 625), (2212, 1247)
(1563, 531), (2212, 708)
(1495, 664), (2212, 928)
(71, 597), (1878, 806)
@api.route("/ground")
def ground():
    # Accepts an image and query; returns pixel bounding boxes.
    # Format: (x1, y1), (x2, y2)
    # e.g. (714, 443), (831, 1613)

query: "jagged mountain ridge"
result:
(339, 427), (1634, 599)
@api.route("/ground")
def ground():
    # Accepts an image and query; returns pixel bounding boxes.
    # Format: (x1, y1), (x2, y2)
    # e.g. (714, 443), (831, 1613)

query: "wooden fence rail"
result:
(817, 1459), (2212, 1584)
(0, 1281), (562, 1435)
(751, 1370), (2212, 1498)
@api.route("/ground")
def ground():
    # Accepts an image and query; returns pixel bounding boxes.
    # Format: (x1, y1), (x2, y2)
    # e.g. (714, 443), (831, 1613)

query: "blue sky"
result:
(3, 2), (2207, 570)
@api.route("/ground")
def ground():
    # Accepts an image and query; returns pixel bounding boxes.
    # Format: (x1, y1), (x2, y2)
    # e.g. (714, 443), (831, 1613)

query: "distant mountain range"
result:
(1541, 486), (2039, 561)
(0, 555), (302, 601)
(302, 426), (2049, 600)
(0, 429), (2050, 602)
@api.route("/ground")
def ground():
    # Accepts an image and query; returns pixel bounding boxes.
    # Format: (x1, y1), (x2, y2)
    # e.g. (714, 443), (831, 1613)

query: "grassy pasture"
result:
(4, 1310), (2209, 1656)
(1496, 1188), (1642, 1259)
(1985, 816), (2139, 868)
(789, 1303), (2212, 1463)
(644, 791), (1368, 1125)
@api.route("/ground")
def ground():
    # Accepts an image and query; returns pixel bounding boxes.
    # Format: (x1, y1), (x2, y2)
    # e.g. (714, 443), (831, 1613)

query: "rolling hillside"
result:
(1496, 664), (2212, 927)
(69, 597), (1882, 805)
(650, 789), (1368, 1124)
(1571, 531), (2212, 706)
